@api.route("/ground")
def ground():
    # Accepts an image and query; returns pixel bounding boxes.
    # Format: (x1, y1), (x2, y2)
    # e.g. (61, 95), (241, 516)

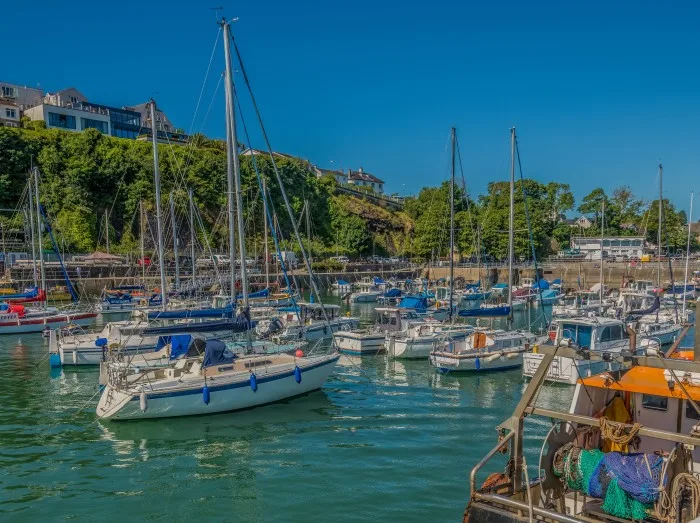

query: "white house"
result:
(0, 100), (20, 127)
(348, 167), (384, 194)
(0, 81), (43, 109)
(570, 236), (645, 260)
(24, 103), (111, 134)
(314, 166), (348, 185)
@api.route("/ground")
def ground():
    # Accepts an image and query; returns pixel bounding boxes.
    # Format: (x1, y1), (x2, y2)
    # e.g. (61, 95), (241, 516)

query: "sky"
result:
(5, 0), (700, 216)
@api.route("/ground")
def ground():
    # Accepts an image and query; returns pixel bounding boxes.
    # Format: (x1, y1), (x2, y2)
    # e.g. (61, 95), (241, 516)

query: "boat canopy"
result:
(398, 295), (428, 311)
(373, 277), (387, 285)
(384, 288), (402, 298)
(531, 279), (550, 290)
(337, 279), (349, 286)
(168, 335), (195, 359)
(551, 279), (562, 286)
(492, 283), (507, 289)
(148, 304), (234, 320)
(465, 281), (480, 290)
(203, 339), (236, 368)
(627, 296), (660, 317)
(238, 288), (270, 299)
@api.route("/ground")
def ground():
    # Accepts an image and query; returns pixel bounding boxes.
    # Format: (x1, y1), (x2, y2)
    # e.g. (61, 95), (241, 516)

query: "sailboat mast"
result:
(449, 127), (456, 322)
(305, 199), (311, 266)
(149, 100), (168, 311)
(188, 189), (196, 284)
(223, 20), (252, 330)
(32, 167), (46, 305)
(263, 178), (270, 290)
(27, 173), (38, 288)
(221, 20), (238, 306)
(169, 192), (180, 290)
(682, 192), (694, 319)
(104, 210), (110, 254)
(599, 200), (605, 306)
(139, 199), (146, 283)
(657, 163), (663, 287)
(508, 128), (515, 316)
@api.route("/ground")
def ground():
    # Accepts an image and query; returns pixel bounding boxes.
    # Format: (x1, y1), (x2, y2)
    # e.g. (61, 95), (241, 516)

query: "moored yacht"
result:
(334, 307), (423, 355)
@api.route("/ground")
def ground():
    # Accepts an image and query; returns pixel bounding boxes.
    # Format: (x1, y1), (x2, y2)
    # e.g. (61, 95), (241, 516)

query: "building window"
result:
(1, 86), (16, 97)
(81, 118), (108, 134)
(48, 112), (76, 129)
(642, 394), (668, 411)
(5, 109), (16, 118)
(70, 96), (78, 104)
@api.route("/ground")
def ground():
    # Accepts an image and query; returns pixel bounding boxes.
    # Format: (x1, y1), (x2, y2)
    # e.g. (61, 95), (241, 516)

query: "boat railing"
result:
(469, 430), (513, 498)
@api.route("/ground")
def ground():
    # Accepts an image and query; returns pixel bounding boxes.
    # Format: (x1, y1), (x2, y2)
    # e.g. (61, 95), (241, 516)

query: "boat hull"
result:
(0, 312), (96, 335)
(522, 352), (621, 385)
(274, 319), (360, 342)
(96, 354), (339, 420)
(334, 331), (385, 355)
(430, 350), (524, 373)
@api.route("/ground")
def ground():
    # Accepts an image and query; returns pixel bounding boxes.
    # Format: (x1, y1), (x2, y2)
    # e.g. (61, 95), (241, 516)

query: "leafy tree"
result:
(578, 188), (607, 224)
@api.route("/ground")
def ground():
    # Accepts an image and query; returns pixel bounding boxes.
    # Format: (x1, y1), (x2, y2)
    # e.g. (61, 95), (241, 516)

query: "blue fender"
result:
(202, 385), (210, 405)
(294, 366), (302, 384)
(250, 373), (258, 392)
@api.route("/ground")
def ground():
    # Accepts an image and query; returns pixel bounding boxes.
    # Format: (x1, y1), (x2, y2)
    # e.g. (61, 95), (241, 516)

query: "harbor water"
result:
(0, 295), (649, 522)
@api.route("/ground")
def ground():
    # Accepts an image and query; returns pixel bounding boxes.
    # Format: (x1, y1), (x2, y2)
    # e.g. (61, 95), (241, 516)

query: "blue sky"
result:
(5, 1), (700, 216)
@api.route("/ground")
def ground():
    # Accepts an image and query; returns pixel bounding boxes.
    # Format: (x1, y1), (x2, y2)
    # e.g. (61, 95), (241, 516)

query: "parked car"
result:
(330, 256), (350, 263)
(389, 257), (400, 263)
(195, 255), (231, 268)
(137, 257), (152, 267)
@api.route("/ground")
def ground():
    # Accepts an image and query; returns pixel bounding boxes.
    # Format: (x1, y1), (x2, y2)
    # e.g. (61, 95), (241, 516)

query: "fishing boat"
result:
(273, 303), (359, 341)
(334, 307), (423, 355)
(429, 329), (537, 373)
(96, 336), (339, 420)
(522, 316), (647, 385)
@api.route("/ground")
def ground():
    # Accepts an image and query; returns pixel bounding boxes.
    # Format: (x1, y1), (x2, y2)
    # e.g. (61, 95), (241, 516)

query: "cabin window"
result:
(686, 401), (700, 420)
(561, 324), (592, 348)
(390, 317), (397, 325)
(642, 394), (668, 411)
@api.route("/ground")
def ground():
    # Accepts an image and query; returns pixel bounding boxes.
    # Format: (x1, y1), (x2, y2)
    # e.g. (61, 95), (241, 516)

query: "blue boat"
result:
(458, 306), (511, 317)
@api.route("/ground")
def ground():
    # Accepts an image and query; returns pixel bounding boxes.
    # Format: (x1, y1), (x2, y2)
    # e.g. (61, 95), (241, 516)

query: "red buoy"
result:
(295, 349), (304, 358)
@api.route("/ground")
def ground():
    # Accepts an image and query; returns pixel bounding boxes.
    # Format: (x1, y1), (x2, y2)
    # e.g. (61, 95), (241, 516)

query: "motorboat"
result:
(522, 316), (646, 385)
(96, 336), (339, 420)
(349, 288), (382, 303)
(429, 329), (537, 373)
(272, 303), (359, 342)
(0, 303), (96, 335)
(386, 320), (474, 359)
(334, 307), (423, 355)
(464, 331), (700, 523)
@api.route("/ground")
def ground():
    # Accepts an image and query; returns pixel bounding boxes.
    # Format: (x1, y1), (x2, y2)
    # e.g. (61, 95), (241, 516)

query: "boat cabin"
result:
(556, 317), (630, 353)
(375, 307), (421, 334)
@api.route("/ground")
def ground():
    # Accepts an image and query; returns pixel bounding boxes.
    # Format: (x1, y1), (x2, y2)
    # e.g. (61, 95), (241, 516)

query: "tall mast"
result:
(508, 127), (515, 318)
(188, 189), (196, 284)
(139, 199), (146, 283)
(448, 126), (456, 322)
(27, 173), (38, 288)
(599, 200), (605, 306)
(223, 19), (251, 344)
(682, 192), (694, 320)
(262, 178), (270, 290)
(149, 100), (168, 311)
(32, 166), (46, 306)
(657, 163), (663, 287)
(169, 192), (180, 290)
(104, 210), (110, 254)
(305, 199), (311, 266)
(221, 19), (238, 305)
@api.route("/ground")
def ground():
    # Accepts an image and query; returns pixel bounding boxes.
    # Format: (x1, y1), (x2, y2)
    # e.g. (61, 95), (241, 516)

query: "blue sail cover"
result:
(148, 304), (234, 321)
(236, 288), (270, 299)
(203, 339), (236, 368)
(458, 306), (511, 317)
(398, 295), (429, 312)
(384, 288), (402, 298)
(143, 317), (254, 337)
(627, 296), (661, 318)
(374, 277), (387, 285)
(0, 287), (40, 300)
(465, 281), (481, 290)
(337, 279), (349, 286)
(532, 279), (550, 290)
(106, 294), (133, 304)
(168, 335), (193, 359)
(551, 279), (562, 286)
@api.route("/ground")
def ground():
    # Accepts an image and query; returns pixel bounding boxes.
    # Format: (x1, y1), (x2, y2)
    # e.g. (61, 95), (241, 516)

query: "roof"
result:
(241, 148), (295, 159)
(315, 166), (347, 178)
(349, 169), (384, 184)
(83, 251), (123, 261)
(579, 354), (700, 400)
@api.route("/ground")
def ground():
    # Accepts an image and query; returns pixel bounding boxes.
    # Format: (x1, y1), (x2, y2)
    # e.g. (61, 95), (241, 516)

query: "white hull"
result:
(0, 312), (96, 335)
(430, 350), (524, 373)
(97, 354), (339, 420)
(386, 336), (435, 359)
(350, 292), (381, 303)
(522, 352), (621, 385)
(334, 331), (385, 355)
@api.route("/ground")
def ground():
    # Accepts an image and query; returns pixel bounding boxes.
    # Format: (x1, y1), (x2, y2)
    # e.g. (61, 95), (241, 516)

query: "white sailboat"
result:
(97, 18), (339, 420)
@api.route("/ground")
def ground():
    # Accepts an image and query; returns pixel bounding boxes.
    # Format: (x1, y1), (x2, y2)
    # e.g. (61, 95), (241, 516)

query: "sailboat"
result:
(97, 18), (339, 419)
(0, 168), (97, 335)
(430, 128), (534, 372)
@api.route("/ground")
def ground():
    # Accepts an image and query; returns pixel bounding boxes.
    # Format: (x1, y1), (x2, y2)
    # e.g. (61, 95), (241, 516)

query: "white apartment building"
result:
(24, 103), (110, 134)
(0, 81), (43, 109)
(570, 236), (645, 260)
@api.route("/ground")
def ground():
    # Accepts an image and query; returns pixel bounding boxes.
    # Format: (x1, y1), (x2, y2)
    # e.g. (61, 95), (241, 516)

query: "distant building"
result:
(314, 166), (348, 184)
(241, 148), (296, 160)
(0, 99), (20, 128)
(570, 236), (645, 260)
(348, 167), (384, 194)
(24, 103), (111, 134)
(44, 87), (88, 107)
(563, 216), (592, 229)
(0, 81), (43, 109)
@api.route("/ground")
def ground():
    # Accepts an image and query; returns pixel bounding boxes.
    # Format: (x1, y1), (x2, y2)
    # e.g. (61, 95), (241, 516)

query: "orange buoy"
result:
(295, 349), (304, 358)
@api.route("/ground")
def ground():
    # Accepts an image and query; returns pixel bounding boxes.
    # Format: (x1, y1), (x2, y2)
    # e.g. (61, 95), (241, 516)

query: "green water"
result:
(0, 298), (575, 522)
